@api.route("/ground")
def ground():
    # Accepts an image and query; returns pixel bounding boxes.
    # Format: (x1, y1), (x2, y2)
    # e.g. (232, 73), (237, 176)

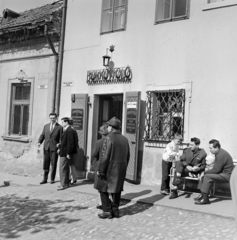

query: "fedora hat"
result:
(98, 124), (108, 136)
(107, 117), (121, 129)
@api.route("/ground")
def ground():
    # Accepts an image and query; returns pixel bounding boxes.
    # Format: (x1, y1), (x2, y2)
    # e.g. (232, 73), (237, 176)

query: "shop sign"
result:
(87, 66), (132, 85)
(71, 109), (83, 130)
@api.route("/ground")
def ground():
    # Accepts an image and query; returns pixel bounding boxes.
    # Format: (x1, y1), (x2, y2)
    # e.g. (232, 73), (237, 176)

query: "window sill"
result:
(144, 140), (189, 149)
(2, 135), (31, 143)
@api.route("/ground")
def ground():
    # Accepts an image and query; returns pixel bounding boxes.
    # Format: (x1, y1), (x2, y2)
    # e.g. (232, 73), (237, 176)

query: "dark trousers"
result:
(43, 149), (58, 181)
(175, 161), (190, 177)
(161, 160), (172, 191)
(199, 173), (230, 194)
(100, 191), (121, 216)
(59, 157), (70, 187)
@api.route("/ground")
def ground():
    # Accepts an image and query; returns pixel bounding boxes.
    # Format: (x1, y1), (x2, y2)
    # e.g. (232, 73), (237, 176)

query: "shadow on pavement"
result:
(119, 202), (153, 217)
(69, 180), (93, 188)
(137, 194), (165, 205)
(0, 193), (88, 239)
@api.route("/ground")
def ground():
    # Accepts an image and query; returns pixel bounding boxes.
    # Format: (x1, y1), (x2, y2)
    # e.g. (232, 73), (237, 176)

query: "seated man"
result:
(170, 137), (207, 199)
(195, 139), (235, 205)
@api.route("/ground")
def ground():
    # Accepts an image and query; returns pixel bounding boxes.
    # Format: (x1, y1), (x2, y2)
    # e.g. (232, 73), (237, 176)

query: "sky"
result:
(0, 0), (56, 16)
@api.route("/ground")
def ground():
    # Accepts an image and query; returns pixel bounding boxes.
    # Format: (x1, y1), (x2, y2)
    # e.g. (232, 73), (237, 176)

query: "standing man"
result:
(195, 139), (234, 205)
(38, 113), (62, 184)
(97, 117), (130, 219)
(170, 137), (207, 199)
(58, 117), (77, 190)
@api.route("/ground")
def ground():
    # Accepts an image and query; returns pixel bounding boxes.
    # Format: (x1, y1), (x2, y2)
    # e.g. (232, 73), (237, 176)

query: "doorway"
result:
(97, 94), (123, 139)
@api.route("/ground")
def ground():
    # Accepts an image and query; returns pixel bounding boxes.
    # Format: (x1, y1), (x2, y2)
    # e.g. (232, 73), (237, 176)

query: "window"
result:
(10, 83), (31, 136)
(203, 0), (237, 10)
(101, 0), (127, 34)
(155, 0), (190, 23)
(144, 89), (185, 141)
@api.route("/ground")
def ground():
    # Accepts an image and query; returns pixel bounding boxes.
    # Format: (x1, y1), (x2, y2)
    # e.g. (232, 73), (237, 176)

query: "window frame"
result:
(144, 82), (192, 143)
(144, 89), (186, 142)
(5, 78), (34, 138)
(202, 0), (237, 10)
(155, 0), (190, 24)
(100, 0), (128, 34)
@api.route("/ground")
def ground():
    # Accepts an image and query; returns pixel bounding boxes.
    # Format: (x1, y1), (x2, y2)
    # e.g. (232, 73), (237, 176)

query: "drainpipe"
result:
(55, 0), (68, 116)
(44, 25), (58, 113)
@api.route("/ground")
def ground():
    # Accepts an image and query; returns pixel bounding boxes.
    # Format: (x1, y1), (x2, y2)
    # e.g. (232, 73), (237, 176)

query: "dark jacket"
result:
(38, 122), (62, 151)
(59, 126), (77, 157)
(98, 130), (130, 193)
(180, 148), (207, 172)
(92, 138), (107, 192)
(205, 148), (235, 175)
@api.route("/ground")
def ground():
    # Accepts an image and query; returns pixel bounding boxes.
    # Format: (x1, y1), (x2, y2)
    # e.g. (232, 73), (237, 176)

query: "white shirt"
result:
(162, 140), (181, 162)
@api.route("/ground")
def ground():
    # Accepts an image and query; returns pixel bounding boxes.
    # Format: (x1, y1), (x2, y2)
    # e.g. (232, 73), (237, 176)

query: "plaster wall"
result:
(0, 44), (57, 158)
(60, 0), (237, 185)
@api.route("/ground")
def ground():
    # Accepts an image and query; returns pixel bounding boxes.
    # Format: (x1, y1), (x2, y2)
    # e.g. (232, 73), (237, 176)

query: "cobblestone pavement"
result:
(0, 185), (237, 240)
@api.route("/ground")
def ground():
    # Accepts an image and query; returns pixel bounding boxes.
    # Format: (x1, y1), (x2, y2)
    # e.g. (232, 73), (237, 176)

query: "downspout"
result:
(55, 0), (68, 115)
(44, 24), (59, 113)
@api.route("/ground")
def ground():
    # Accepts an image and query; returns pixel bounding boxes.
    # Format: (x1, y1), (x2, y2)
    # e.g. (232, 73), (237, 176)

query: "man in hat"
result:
(92, 124), (109, 210)
(97, 117), (130, 219)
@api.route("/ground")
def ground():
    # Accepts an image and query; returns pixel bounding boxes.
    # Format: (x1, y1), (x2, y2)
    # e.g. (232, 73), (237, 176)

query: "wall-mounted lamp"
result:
(71, 94), (75, 103)
(102, 45), (115, 68)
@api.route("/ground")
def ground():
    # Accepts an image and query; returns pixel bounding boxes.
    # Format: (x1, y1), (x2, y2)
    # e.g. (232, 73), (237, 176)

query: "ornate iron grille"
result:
(144, 89), (185, 142)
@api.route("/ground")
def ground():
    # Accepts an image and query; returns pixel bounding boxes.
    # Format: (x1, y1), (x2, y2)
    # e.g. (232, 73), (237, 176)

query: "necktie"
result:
(50, 124), (53, 132)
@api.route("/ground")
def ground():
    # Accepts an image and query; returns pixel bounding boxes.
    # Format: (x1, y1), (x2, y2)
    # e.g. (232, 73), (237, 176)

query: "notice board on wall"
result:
(71, 109), (83, 130)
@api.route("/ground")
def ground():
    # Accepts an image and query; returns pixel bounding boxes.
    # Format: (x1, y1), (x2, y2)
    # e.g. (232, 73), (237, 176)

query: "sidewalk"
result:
(0, 172), (234, 219)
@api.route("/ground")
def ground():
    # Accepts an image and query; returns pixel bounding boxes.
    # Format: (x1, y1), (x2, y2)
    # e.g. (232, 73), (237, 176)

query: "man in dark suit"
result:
(170, 137), (207, 199)
(97, 117), (130, 219)
(58, 117), (77, 190)
(38, 113), (62, 184)
(195, 139), (235, 205)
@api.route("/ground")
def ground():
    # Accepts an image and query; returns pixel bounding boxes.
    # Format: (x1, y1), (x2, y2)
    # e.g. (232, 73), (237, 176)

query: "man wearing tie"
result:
(38, 113), (62, 184)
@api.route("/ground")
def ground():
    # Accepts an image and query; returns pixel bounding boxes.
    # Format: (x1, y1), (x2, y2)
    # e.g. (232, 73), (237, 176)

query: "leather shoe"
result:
(98, 212), (113, 219)
(195, 198), (210, 205)
(160, 190), (170, 195)
(57, 186), (69, 191)
(194, 194), (203, 201)
(169, 190), (178, 199)
(50, 181), (55, 184)
(40, 180), (47, 184)
(96, 204), (103, 210)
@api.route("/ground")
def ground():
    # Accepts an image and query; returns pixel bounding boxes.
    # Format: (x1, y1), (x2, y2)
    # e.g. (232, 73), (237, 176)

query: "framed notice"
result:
(71, 109), (83, 130)
(126, 108), (137, 134)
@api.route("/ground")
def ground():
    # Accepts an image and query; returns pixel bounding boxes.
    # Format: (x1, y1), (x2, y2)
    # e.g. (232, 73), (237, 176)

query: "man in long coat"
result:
(38, 113), (62, 184)
(97, 117), (130, 219)
(92, 124), (109, 209)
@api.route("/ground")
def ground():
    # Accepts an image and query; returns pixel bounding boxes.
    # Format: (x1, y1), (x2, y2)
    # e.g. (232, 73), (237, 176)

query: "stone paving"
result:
(0, 185), (237, 240)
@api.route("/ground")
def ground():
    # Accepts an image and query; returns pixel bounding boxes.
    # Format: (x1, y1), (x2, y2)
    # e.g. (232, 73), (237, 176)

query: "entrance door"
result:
(124, 91), (141, 182)
(98, 94), (123, 138)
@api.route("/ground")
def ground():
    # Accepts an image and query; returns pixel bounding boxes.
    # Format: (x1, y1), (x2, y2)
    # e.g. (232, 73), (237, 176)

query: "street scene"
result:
(1, 0), (237, 239)
(0, 181), (236, 240)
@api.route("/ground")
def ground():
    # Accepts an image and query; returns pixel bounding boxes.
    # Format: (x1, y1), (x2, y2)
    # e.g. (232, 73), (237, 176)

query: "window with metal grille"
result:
(10, 83), (31, 136)
(101, 0), (127, 34)
(155, 0), (190, 24)
(144, 89), (185, 141)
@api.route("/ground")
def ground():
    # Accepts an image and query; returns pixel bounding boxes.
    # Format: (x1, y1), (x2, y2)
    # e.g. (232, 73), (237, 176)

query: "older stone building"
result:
(0, 1), (62, 158)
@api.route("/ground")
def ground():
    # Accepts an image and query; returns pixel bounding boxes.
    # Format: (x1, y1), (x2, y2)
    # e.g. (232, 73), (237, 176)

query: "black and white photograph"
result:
(0, 0), (237, 239)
